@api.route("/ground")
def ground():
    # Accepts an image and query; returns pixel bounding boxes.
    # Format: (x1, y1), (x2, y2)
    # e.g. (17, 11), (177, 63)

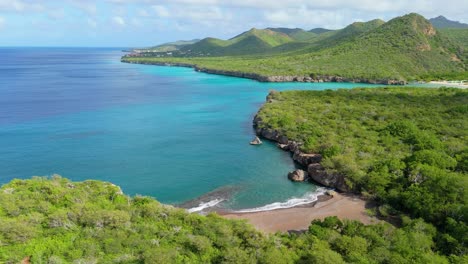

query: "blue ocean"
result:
(0, 48), (385, 211)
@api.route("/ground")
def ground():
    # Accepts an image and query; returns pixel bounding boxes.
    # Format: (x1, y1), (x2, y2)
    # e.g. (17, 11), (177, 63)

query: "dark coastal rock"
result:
(292, 151), (322, 167)
(287, 141), (300, 152)
(253, 115), (262, 126)
(260, 128), (279, 141)
(288, 169), (308, 182)
(254, 126), (349, 191)
(250, 136), (262, 145)
(277, 143), (289, 151)
(277, 135), (289, 145)
(308, 163), (348, 192)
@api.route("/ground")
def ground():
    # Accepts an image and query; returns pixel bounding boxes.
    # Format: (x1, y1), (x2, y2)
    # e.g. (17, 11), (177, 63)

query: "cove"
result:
(0, 48), (385, 211)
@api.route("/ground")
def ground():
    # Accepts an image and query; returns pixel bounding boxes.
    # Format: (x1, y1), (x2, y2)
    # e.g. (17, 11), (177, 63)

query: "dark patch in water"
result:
(177, 185), (242, 212)
(49, 130), (107, 140)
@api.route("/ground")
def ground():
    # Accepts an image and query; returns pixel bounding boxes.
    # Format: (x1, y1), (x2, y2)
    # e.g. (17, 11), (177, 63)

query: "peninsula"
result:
(122, 13), (467, 84)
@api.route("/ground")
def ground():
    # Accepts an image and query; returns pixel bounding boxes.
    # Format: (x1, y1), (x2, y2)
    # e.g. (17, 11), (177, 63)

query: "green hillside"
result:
(1, 175), (466, 263)
(315, 19), (385, 47)
(143, 39), (200, 52)
(229, 28), (293, 46)
(440, 28), (468, 48)
(268, 28), (318, 41)
(256, 87), (468, 256)
(123, 13), (467, 81)
(309, 28), (334, 34)
(177, 28), (294, 56)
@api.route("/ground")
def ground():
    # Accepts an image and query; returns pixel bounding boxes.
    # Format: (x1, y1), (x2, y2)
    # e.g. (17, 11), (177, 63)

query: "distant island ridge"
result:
(122, 13), (468, 85)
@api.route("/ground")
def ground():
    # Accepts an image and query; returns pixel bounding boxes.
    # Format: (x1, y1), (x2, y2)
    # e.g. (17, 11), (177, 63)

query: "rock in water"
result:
(250, 136), (262, 145)
(287, 169), (308, 182)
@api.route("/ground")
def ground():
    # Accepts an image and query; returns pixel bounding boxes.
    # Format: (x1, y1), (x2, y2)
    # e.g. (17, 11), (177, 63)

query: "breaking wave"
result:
(234, 188), (328, 213)
(187, 199), (225, 213)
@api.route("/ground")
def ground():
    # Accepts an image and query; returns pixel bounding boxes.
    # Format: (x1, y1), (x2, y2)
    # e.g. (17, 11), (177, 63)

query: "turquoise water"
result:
(0, 48), (386, 211)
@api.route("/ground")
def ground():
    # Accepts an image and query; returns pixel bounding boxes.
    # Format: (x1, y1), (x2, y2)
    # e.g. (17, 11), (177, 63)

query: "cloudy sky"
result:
(0, 0), (466, 47)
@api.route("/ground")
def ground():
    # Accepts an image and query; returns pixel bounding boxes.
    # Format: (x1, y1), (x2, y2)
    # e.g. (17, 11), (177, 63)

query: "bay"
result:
(0, 47), (385, 210)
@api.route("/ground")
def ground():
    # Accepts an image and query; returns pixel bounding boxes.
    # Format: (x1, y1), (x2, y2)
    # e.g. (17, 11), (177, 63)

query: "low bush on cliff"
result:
(1, 176), (465, 263)
(256, 87), (467, 255)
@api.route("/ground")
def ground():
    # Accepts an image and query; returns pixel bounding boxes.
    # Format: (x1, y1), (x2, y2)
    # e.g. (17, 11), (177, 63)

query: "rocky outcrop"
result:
(308, 163), (348, 192)
(253, 104), (349, 191)
(121, 58), (407, 85)
(250, 136), (262, 145)
(292, 152), (322, 167)
(288, 169), (309, 182)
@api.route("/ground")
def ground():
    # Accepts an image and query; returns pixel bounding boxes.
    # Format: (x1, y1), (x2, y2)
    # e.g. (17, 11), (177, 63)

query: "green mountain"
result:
(178, 28), (294, 56)
(123, 13), (467, 82)
(306, 13), (465, 79)
(300, 19), (386, 51)
(309, 28), (334, 34)
(267, 27), (318, 41)
(143, 39), (200, 52)
(430, 15), (468, 29)
(229, 28), (293, 46)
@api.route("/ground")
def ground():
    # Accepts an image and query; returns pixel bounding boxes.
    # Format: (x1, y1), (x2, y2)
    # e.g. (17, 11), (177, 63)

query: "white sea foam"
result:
(187, 199), (224, 213)
(234, 188), (329, 213)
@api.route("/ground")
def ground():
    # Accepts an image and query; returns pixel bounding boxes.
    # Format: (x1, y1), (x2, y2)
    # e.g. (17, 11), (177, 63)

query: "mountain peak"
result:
(429, 15), (468, 29)
(386, 13), (436, 36)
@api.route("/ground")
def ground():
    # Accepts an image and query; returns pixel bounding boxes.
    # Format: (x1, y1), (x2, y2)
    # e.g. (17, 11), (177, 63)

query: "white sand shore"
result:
(221, 193), (379, 233)
(429, 81), (467, 88)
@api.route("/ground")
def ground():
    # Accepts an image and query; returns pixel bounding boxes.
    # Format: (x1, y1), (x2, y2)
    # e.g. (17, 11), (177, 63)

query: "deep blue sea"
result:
(0, 47), (387, 211)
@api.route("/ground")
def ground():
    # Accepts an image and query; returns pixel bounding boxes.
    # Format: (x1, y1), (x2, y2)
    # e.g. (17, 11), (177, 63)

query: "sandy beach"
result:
(429, 81), (467, 88)
(221, 193), (378, 233)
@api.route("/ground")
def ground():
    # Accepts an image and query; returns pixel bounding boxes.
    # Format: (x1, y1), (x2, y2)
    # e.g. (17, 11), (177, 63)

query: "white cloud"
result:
(112, 16), (126, 26)
(0, 0), (44, 12)
(111, 0), (468, 24)
(1, 0), (468, 46)
(264, 8), (351, 29)
(150, 5), (229, 22)
(68, 0), (97, 15)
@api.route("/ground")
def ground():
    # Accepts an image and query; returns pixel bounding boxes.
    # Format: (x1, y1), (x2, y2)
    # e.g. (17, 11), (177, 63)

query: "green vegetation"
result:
(438, 28), (468, 66)
(144, 39), (201, 52)
(123, 13), (467, 82)
(1, 176), (466, 263)
(309, 28), (334, 34)
(267, 28), (318, 41)
(175, 28), (294, 56)
(256, 87), (467, 256)
(440, 29), (468, 50)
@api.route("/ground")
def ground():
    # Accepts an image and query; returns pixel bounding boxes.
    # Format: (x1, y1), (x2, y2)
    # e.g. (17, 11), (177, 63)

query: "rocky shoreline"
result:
(121, 58), (407, 85)
(253, 92), (349, 192)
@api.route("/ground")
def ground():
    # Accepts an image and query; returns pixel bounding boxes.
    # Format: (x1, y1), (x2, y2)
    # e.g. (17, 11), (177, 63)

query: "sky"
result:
(0, 0), (467, 47)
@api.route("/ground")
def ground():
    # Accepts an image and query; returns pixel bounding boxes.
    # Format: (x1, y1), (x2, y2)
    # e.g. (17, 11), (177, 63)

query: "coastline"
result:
(221, 192), (378, 233)
(120, 58), (407, 85)
(429, 81), (467, 88)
